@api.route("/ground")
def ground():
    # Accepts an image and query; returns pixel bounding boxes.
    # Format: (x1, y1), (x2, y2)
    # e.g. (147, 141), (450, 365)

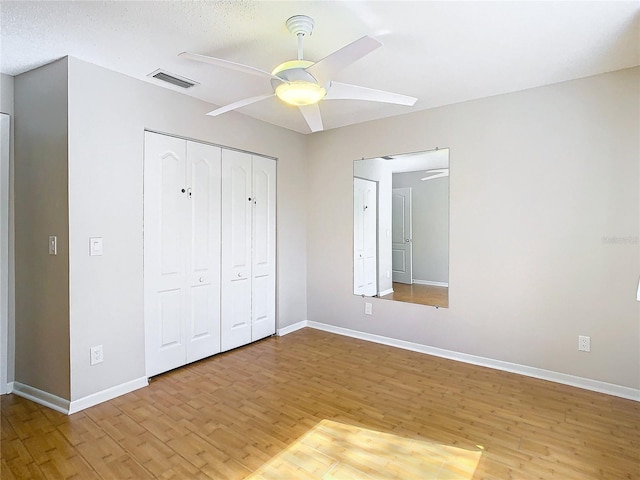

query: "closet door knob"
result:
(237, 272), (242, 278)
(199, 277), (204, 283)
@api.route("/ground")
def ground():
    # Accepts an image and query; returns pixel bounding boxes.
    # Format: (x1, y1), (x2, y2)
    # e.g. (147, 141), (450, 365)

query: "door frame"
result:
(1, 113), (10, 394)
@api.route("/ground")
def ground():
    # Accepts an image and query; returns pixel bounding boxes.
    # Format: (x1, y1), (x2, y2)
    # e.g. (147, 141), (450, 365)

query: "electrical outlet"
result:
(578, 336), (590, 352)
(90, 345), (104, 365)
(365, 302), (372, 315)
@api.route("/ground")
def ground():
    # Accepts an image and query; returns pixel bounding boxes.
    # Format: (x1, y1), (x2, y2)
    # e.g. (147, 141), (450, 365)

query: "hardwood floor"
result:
(381, 282), (449, 307)
(2, 328), (639, 479)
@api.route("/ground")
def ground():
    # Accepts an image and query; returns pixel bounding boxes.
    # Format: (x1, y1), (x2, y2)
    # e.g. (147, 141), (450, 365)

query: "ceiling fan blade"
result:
(179, 52), (284, 83)
(299, 104), (324, 133)
(305, 36), (382, 87)
(325, 81), (417, 106)
(206, 93), (275, 117)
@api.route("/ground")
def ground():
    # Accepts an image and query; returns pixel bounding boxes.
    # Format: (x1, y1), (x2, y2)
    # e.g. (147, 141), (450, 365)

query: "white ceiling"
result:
(1, 1), (638, 134)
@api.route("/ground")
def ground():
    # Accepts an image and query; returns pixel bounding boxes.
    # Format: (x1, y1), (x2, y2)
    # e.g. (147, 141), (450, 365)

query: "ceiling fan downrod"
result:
(285, 15), (314, 60)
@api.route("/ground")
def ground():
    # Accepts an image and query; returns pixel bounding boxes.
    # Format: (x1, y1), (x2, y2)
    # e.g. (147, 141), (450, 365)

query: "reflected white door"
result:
(354, 178), (377, 296)
(392, 187), (412, 284)
(144, 132), (221, 377)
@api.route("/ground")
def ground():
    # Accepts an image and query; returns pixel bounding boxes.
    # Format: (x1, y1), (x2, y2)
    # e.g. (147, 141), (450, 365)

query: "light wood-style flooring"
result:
(2, 328), (639, 479)
(381, 283), (449, 307)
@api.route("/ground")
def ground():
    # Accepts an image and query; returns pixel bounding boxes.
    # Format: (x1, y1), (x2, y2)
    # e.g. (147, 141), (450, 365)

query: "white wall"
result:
(306, 67), (640, 390)
(14, 60), (71, 399)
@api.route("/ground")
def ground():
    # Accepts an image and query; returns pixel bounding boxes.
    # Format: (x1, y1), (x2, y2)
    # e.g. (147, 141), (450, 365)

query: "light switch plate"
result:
(48, 236), (57, 255)
(90, 237), (103, 256)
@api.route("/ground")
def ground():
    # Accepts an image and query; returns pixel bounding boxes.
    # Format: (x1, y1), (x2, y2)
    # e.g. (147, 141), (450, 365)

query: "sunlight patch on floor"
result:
(248, 419), (482, 479)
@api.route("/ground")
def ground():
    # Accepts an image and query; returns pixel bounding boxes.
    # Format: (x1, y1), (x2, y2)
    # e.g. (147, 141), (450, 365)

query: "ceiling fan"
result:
(421, 168), (449, 181)
(179, 15), (418, 133)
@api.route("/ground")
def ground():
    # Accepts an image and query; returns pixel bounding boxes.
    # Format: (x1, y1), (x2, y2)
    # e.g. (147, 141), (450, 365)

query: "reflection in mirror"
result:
(353, 148), (449, 307)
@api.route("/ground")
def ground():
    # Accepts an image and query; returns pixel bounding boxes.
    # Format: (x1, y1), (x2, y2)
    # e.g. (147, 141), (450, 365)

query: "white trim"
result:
(12, 382), (70, 414)
(378, 288), (394, 297)
(277, 320), (307, 336)
(412, 279), (448, 287)
(0, 114), (9, 395)
(68, 376), (148, 414)
(305, 321), (640, 402)
(12, 377), (148, 414)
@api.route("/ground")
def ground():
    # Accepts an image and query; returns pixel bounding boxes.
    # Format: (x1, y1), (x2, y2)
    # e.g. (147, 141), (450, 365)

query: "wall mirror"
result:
(353, 148), (449, 308)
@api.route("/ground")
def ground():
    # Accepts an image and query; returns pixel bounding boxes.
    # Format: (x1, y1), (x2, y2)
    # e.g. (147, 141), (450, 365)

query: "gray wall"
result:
(306, 67), (640, 389)
(14, 57), (308, 402)
(7, 58), (639, 400)
(14, 59), (71, 399)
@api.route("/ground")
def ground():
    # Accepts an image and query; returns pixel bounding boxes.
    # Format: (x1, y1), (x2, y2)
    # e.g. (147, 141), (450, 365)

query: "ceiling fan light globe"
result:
(271, 59), (314, 76)
(275, 81), (326, 106)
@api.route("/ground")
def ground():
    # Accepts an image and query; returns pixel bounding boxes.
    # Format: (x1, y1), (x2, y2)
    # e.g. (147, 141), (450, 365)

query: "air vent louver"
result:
(148, 69), (198, 89)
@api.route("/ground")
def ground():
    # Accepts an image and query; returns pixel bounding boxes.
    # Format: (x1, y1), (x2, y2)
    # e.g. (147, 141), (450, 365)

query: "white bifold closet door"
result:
(221, 150), (276, 352)
(144, 132), (221, 377)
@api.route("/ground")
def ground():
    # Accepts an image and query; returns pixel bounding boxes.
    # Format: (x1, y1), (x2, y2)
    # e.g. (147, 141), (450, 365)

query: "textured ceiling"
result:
(1, 1), (638, 134)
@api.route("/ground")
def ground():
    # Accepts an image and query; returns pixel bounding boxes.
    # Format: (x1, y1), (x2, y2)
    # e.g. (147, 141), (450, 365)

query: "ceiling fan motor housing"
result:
(271, 59), (327, 107)
(285, 15), (314, 37)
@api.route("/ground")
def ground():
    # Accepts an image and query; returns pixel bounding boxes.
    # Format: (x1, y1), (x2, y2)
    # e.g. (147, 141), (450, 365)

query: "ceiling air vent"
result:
(148, 69), (199, 89)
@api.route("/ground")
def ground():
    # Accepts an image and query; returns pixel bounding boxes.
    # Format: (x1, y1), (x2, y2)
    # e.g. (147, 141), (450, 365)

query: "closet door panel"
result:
(160, 290), (182, 346)
(144, 132), (188, 377)
(221, 150), (252, 351)
(251, 156), (276, 341)
(185, 142), (221, 362)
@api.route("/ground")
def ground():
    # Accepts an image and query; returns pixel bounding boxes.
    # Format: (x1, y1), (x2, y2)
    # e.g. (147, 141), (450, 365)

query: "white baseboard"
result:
(412, 279), (448, 287)
(69, 377), (148, 414)
(12, 382), (70, 414)
(378, 288), (394, 297)
(304, 321), (640, 402)
(12, 377), (148, 415)
(277, 320), (308, 336)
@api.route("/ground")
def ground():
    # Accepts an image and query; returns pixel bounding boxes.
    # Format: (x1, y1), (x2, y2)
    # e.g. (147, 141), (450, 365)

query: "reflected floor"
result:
(381, 282), (448, 307)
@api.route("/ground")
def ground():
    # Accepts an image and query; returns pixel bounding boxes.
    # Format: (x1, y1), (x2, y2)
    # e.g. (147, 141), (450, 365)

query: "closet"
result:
(221, 150), (276, 352)
(143, 132), (276, 377)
